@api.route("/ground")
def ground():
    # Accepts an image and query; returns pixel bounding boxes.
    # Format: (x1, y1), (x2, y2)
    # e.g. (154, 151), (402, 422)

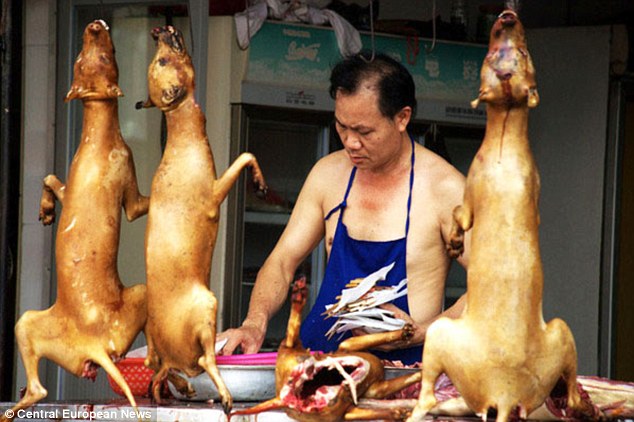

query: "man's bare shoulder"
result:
(294, 150), (352, 214)
(305, 150), (352, 190)
(412, 144), (466, 230)
(313, 150), (351, 172)
(414, 144), (465, 191)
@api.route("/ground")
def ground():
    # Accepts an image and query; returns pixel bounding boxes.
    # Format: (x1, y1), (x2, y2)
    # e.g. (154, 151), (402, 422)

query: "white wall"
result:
(205, 16), (247, 328)
(528, 26), (611, 375)
(16, 0), (57, 400)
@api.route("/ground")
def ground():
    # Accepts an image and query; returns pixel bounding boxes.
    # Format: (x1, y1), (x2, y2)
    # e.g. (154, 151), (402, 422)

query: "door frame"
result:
(601, 78), (634, 378)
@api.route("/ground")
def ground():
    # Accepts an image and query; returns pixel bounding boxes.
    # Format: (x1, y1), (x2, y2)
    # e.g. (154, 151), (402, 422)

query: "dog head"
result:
(66, 20), (123, 102)
(472, 10), (539, 109)
(137, 25), (194, 111)
(278, 352), (382, 422)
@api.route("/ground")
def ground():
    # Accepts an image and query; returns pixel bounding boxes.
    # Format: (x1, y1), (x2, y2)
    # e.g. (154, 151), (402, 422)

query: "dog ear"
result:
(169, 31), (185, 54)
(161, 85), (186, 107)
(65, 86), (80, 102)
(107, 84), (124, 98)
(527, 87), (539, 108)
(64, 84), (123, 102)
(471, 88), (489, 109)
(135, 97), (155, 109)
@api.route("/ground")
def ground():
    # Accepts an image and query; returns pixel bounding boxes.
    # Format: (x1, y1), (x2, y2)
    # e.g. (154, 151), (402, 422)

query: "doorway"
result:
(613, 81), (634, 382)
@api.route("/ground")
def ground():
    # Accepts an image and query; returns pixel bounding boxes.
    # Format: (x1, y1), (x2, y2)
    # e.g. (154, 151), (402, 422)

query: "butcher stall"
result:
(3, 0), (633, 421)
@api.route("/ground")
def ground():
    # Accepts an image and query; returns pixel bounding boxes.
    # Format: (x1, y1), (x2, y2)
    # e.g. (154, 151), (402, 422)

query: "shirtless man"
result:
(219, 52), (468, 363)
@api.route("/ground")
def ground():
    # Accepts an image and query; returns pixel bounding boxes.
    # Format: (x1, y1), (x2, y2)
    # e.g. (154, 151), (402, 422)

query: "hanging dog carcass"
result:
(407, 11), (596, 422)
(138, 25), (267, 414)
(2, 20), (148, 421)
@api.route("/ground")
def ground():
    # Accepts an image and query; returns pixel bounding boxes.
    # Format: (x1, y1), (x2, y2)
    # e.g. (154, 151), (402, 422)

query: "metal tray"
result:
(168, 365), (277, 402)
(168, 364), (420, 402)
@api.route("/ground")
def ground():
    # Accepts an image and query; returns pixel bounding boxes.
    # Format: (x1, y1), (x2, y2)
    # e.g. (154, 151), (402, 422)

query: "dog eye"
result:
(158, 57), (168, 66)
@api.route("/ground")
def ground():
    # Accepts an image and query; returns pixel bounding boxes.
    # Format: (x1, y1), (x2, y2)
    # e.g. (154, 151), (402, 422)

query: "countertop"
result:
(0, 400), (296, 422)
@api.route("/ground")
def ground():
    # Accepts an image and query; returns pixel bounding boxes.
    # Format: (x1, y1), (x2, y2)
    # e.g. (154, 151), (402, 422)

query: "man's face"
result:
(334, 85), (410, 171)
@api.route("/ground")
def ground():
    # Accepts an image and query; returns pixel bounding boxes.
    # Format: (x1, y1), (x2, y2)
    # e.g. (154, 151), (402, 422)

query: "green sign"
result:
(246, 20), (487, 104)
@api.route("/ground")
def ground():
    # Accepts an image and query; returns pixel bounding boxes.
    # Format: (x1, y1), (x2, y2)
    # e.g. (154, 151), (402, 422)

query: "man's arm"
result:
(218, 164), (328, 355)
(418, 157), (470, 333)
(426, 157), (471, 328)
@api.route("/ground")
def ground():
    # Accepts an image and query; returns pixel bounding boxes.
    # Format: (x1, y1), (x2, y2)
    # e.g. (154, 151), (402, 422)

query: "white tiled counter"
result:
(0, 400), (296, 422)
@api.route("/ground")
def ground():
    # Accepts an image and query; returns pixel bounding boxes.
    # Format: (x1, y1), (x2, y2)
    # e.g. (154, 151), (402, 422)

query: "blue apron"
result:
(300, 136), (421, 364)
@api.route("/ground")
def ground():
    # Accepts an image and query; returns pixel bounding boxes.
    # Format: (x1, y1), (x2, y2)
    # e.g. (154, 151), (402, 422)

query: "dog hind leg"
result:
(197, 292), (232, 414)
(1, 312), (49, 421)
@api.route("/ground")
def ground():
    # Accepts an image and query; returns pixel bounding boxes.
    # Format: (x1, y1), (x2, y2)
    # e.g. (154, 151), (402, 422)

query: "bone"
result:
(329, 357), (359, 405)
(230, 279), (420, 421)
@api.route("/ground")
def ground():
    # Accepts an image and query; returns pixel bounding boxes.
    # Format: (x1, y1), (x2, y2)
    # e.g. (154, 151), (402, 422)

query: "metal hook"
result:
(505, 0), (521, 14)
(361, 0), (376, 62)
(425, 0), (437, 53)
(97, 0), (104, 19)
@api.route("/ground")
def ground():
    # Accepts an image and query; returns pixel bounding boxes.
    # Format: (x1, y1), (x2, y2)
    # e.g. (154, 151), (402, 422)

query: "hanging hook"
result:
(361, 0), (376, 62)
(505, 0), (521, 13)
(368, 0), (376, 61)
(425, 0), (437, 53)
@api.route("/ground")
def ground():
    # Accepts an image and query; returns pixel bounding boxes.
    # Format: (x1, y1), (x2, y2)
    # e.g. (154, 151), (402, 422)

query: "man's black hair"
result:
(329, 50), (417, 119)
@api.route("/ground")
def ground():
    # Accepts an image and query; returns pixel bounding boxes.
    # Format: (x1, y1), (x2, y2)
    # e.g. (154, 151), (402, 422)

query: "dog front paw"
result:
(446, 231), (464, 258)
(39, 194), (56, 226)
(401, 323), (415, 341)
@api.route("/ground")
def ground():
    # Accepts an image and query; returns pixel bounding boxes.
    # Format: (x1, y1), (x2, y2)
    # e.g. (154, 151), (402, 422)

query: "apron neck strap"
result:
(324, 134), (415, 231)
(405, 134), (415, 236)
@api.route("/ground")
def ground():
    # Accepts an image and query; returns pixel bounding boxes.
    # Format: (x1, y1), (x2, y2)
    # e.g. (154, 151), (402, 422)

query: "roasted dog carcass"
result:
(358, 374), (633, 420)
(139, 25), (267, 413)
(2, 20), (148, 420)
(230, 278), (421, 421)
(408, 10), (594, 422)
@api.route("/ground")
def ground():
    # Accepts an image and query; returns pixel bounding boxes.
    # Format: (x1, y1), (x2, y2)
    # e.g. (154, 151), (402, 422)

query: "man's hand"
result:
(217, 321), (265, 355)
(351, 303), (424, 352)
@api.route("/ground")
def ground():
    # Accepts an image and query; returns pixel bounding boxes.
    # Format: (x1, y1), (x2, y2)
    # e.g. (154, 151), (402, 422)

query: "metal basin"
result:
(168, 364), (419, 402)
(168, 365), (277, 402)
